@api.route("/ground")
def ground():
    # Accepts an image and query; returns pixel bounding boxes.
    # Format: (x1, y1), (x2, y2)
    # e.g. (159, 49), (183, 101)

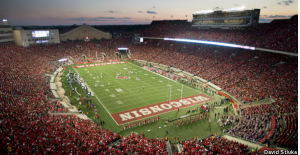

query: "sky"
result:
(0, 0), (298, 26)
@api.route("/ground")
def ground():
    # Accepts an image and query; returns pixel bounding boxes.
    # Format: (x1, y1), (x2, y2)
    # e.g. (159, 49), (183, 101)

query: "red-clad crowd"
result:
(130, 19), (298, 104)
(141, 17), (298, 53)
(0, 41), (171, 154)
(175, 135), (250, 154)
(272, 101), (297, 114)
(0, 43), (122, 154)
(131, 40), (297, 104)
(0, 15), (298, 153)
(274, 113), (298, 149)
(110, 133), (167, 154)
(241, 104), (275, 115)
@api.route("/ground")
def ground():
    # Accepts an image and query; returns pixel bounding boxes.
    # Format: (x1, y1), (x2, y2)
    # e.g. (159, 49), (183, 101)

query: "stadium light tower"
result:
(2, 19), (7, 22)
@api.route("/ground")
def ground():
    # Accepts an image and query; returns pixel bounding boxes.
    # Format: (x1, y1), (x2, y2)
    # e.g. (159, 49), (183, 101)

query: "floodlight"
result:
(118, 47), (128, 50)
(58, 58), (68, 62)
(163, 38), (255, 50)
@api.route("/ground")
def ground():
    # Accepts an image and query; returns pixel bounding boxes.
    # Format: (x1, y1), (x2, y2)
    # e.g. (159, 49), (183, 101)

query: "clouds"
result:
(259, 14), (293, 23)
(107, 11), (121, 13)
(259, 18), (273, 23)
(138, 10), (158, 14)
(277, 0), (294, 5)
(70, 17), (131, 21)
(268, 15), (292, 18)
(147, 11), (157, 14)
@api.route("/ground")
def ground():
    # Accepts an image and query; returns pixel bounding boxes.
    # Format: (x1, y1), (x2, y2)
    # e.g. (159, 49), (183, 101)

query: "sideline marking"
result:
(72, 66), (116, 129)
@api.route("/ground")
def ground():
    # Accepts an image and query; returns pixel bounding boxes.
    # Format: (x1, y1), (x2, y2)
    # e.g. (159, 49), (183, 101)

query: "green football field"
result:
(64, 61), (233, 141)
(75, 62), (202, 114)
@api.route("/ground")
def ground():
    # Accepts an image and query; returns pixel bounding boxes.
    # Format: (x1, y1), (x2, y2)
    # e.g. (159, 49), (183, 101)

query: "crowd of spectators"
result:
(110, 133), (167, 154)
(0, 16), (298, 153)
(142, 16), (297, 53)
(218, 115), (237, 127)
(130, 19), (297, 149)
(176, 135), (250, 154)
(0, 41), (169, 154)
(0, 43), (113, 153)
(227, 114), (270, 143)
(131, 40), (297, 104)
(273, 113), (297, 149)
(272, 101), (298, 114)
(130, 18), (298, 104)
(240, 104), (275, 115)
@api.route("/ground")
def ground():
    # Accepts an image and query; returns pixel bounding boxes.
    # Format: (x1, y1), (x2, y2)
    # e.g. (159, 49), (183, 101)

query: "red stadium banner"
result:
(218, 91), (228, 98)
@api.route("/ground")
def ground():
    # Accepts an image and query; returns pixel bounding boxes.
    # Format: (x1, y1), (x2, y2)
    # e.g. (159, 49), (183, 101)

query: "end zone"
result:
(73, 61), (128, 68)
(111, 94), (216, 125)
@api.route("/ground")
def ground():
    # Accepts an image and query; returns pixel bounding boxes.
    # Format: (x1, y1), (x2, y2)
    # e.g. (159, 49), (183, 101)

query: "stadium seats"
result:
(0, 16), (297, 153)
(176, 135), (250, 154)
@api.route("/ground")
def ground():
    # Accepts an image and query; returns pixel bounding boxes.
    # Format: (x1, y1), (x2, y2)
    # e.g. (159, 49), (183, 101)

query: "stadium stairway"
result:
(174, 143), (182, 154)
(49, 112), (90, 120)
(239, 98), (276, 109)
(45, 73), (53, 77)
(166, 140), (173, 155)
(270, 104), (279, 115)
(67, 55), (74, 63)
(222, 135), (264, 150)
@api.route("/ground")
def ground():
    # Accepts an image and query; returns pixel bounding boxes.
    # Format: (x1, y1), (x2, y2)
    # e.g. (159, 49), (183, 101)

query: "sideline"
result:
(73, 66), (114, 129)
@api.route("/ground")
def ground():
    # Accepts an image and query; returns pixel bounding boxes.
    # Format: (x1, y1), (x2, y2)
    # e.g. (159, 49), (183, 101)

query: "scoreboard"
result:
(192, 7), (260, 28)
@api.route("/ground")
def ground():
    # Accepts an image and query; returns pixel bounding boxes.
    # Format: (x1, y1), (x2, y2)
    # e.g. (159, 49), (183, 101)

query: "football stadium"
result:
(0, 2), (298, 154)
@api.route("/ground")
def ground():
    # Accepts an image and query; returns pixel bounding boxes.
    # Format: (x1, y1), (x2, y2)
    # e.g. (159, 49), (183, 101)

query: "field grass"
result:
(62, 61), (233, 141)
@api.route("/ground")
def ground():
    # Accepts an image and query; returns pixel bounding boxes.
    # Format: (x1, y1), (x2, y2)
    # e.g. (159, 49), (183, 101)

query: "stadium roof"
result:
(59, 24), (79, 34)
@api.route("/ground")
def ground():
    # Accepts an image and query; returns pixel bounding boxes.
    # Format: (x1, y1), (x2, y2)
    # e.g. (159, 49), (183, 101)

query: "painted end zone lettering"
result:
(111, 94), (216, 125)
(73, 61), (128, 68)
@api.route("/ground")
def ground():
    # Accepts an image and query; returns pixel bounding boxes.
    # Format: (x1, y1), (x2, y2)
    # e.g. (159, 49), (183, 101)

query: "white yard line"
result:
(95, 65), (151, 108)
(103, 62), (202, 109)
(141, 67), (203, 94)
(110, 64), (172, 97)
(73, 66), (116, 128)
(106, 95), (176, 110)
(73, 62), (205, 126)
(97, 83), (196, 102)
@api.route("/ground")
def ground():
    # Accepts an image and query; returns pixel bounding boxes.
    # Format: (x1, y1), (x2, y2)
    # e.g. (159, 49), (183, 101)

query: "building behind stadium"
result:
(0, 20), (14, 44)
(59, 23), (112, 42)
